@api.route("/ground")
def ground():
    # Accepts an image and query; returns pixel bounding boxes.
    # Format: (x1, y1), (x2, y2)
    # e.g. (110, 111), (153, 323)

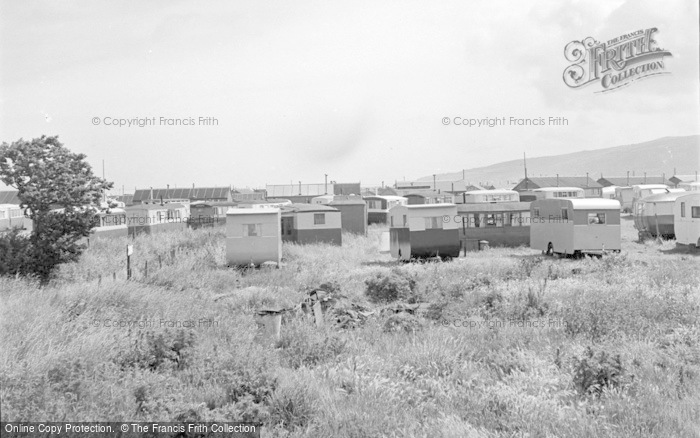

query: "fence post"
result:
(145, 261), (148, 278)
(159, 255), (162, 269)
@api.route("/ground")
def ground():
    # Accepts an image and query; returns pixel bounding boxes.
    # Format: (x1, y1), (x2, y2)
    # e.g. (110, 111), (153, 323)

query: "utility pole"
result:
(324, 174), (328, 195)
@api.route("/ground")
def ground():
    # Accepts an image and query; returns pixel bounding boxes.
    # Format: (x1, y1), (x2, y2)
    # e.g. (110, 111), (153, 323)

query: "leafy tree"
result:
(0, 135), (112, 282)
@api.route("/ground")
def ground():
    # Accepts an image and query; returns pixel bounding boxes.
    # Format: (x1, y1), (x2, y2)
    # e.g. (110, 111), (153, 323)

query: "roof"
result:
(282, 203), (339, 213)
(631, 184), (668, 190)
(403, 203), (457, 210)
(669, 174), (699, 184)
(266, 183), (334, 197)
(458, 202), (531, 213)
(639, 192), (689, 203)
(328, 198), (366, 206)
(133, 187), (230, 202)
(226, 207), (280, 215)
(191, 201), (239, 207)
(677, 192), (700, 201)
(532, 187), (585, 192)
(363, 195), (407, 201)
(533, 198), (620, 209)
(464, 189), (518, 196)
(126, 203), (186, 211)
(361, 187), (398, 196)
(404, 190), (449, 198)
(0, 190), (20, 204)
(514, 177), (602, 190)
(597, 176), (671, 187)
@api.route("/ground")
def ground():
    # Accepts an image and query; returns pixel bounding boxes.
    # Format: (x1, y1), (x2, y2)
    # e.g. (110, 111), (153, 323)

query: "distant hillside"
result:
(419, 135), (700, 188)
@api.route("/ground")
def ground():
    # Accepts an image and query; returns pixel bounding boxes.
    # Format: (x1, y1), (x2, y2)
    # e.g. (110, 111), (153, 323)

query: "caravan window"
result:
(243, 223), (262, 237)
(588, 213), (606, 224)
(533, 208), (540, 217)
(425, 217), (443, 229)
(561, 208), (568, 221)
(692, 207), (700, 218)
(680, 202), (685, 218)
(314, 213), (325, 225)
(403, 215), (408, 227)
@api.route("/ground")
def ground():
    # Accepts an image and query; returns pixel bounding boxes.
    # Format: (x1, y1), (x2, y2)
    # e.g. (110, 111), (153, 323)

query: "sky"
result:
(1, 0), (698, 193)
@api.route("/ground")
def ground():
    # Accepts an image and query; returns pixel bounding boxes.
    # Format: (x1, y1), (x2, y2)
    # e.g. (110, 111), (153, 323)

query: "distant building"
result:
(328, 196), (368, 235)
(266, 182), (360, 203)
(513, 177), (602, 198)
(125, 203), (188, 236)
(361, 187), (398, 197)
(132, 186), (232, 204)
(280, 204), (342, 245)
(232, 188), (266, 202)
(403, 190), (455, 205)
(669, 174), (699, 187)
(597, 176), (671, 187)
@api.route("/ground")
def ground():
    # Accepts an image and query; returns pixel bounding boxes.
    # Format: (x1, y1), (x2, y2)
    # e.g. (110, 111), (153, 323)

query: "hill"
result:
(419, 135), (700, 188)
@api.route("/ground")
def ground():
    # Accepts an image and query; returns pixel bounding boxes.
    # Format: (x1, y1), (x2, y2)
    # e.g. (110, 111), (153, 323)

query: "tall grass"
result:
(1, 220), (699, 437)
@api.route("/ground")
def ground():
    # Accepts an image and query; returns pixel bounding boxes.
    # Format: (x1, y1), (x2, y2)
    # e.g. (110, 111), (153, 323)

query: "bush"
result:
(0, 229), (32, 277)
(276, 319), (346, 369)
(119, 329), (196, 372)
(571, 346), (629, 397)
(365, 268), (419, 304)
(383, 312), (424, 334)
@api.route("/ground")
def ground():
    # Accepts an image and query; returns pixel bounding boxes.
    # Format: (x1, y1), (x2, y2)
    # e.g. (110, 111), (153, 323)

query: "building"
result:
(328, 196), (368, 235)
(0, 204), (30, 232)
(597, 176), (671, 187)
(125, 203), (188, 236)
(226, 207), (282, 267)
(513, 177), (603, 198)
(530, 199), (621, 256)
(674, 193), (700, 248)
(281, 204), (342, 245)
(519, 187), (585, 202)
(633, 191), (688, 239)
(678, 181), (700, 192)
(363, 195), (408, 224)
(265, 182), (361, 204)
(388, 203), (461, 260)
(456, 202), (531, 248)
(669, 174), (699, 187)
(231, 188), (266, 202)
(361, 186), (399, 197)
(310, 195), (335, 205)
(132, 186), (232, 205)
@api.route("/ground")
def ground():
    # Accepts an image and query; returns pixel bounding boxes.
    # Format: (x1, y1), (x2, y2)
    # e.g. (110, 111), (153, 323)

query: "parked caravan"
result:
(189, 201), (238, 229)
(281, 204), (342, 245)
(456, 202), (531, 248)
(601, 186), (617, 199)
(631, 184), (669, 212)
(614, 187), (634, 212)
(460, 189), (520, 204)
(328, 197), (368, 235)
(530, 199), (621, 256)
(363, 195), (408, 224)
(311, 195), (334, 205)
(91, 208), (128, 238)
(125, 203), (188, 236)
(519, 187), (585, 202)
(226, 207), (282, 266)
(674, 193), (700, 248)
(633, 192), (687, 239)
(389, 203), (460, 260)
(678, 182), (700, 192)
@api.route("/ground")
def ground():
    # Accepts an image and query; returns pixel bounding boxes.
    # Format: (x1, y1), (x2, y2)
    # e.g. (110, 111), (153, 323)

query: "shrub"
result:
(119, 329), (196, 372)
(365, 268), (419, 304)
(383, 312), (424, 334)
(0, 229), (32, 277)
(276, 319), (346, 369)
(571, 346), (629, 397)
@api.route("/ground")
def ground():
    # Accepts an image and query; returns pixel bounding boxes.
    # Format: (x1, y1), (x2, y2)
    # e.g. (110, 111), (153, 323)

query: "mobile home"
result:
(311, 195), (335, 205)
(678, 182), (700, 192)
(460, 189), (520, 204)
(363, 195), (408, 224)
(631, 184), (669, 212)
(125, 203), (188, 236)
(281, 204), (342, 245)
(633, 192), (687, 239)
(189, 201), (238, 229)
(614, 187), (634, 212)
(91, 208), (128, 238)
(328, 197), (368, 235)
(389, 203), (460, 260)
(530, 199), (621, 256)
(456, 202), (531, 248)
(226, 208), (282, 266)
(674, 193), (700, 248)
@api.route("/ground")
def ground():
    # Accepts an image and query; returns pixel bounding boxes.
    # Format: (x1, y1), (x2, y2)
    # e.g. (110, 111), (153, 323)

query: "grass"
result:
(1, 219), (699, 437)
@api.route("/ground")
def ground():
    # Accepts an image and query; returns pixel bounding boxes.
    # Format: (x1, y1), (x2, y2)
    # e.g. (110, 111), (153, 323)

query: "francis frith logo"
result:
(563, 28), (672, 93)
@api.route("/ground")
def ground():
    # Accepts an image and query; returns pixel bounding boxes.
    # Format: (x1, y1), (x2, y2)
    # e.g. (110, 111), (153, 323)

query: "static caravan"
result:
(281, 204), (342, 245)
(91, 208), (128, 238)
(389, 203), (460, 260)
(530, 199), (621, 256)
(601, 186), (617, 200)
(226, 208), (282, 266)
(125, 203), (188, 236)
(674, 193), (700, 248)
(404, 191), (455, 205)
(328, 197), (368, 235)
(633, 192), (687, 239)
(0, 204), (30, 232)
(311, 195), (334, 205)
(614, 187), (634, 212)
(533, 187), (585, 199)
(678, 182), (700, 192)
(189, 201), (238, 229)
(460, 189), (520, 204)
(456, 202), (531, 248)
(363, 195), (408, 224)
(631, 184), (669, 212)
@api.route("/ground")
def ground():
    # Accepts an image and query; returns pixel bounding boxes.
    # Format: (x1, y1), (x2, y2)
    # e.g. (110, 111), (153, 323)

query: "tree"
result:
(0, 135), (112, 282)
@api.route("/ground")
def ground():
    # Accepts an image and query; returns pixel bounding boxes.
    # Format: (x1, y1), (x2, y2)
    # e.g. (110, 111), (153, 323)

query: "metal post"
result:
(127, 247), (131, 280)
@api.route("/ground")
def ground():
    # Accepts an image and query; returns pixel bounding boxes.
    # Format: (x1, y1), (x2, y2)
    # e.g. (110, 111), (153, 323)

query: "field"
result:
(1, 216), (699, 437)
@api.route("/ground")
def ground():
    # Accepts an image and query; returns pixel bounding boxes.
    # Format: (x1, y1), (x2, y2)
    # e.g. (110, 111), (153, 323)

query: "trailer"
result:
(363, 195), (408, 224)
(633, 191), (688, 239)
(674, 193), (700, 248)
(389, 203), (460, 260)
(530, 198), (621, 256)
(226, 207), (282, 267)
